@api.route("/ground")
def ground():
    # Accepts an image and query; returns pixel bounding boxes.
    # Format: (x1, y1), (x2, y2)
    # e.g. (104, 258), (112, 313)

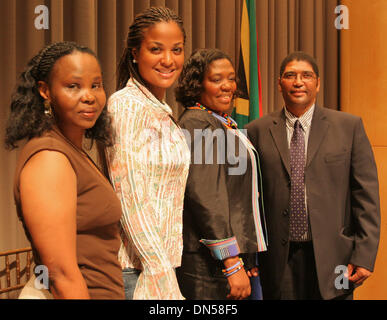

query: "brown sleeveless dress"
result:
(13, 127), (124, 299)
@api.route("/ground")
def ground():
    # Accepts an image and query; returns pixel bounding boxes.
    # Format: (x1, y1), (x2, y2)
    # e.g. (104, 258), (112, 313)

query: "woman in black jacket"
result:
(175, 48), (267, 300)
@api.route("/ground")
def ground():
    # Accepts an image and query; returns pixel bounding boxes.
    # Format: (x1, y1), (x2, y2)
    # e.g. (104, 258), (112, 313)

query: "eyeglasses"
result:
(282, 71), (317, 82)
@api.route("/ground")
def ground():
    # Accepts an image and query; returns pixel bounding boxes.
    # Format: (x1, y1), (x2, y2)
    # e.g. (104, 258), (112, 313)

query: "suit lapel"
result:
(269, 110), (291, 176)
(306, 106), (330, 168)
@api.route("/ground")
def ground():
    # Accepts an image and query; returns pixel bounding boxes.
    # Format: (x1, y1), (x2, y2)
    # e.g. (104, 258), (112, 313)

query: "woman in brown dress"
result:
(5, 41), (124, 299)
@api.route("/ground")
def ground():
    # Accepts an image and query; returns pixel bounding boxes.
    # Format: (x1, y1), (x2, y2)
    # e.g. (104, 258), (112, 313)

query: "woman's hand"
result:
(223, 256), (251, 300)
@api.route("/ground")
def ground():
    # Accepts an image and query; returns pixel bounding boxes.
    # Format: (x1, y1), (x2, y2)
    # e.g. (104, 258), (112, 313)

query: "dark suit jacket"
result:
(176, 109), (261, 299)
(245, 106), (380, 300)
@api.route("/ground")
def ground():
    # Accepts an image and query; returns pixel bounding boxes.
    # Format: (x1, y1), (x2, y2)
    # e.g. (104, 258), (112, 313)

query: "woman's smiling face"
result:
(133, 21), (185, 101)
(199, 58), (237, 113)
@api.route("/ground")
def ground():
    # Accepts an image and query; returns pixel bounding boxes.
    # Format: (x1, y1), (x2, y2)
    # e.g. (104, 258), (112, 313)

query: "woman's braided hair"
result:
(116, 7), (186, 90)
(5, 41), (113, 149)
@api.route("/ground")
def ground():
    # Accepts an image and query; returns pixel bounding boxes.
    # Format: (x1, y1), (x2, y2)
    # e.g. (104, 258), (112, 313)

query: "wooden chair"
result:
(0, 247), (33, 297)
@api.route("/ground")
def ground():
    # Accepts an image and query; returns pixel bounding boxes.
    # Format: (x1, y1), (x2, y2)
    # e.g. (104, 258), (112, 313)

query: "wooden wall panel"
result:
(354, 147), (387, 300)
(341, 0), (387, 299)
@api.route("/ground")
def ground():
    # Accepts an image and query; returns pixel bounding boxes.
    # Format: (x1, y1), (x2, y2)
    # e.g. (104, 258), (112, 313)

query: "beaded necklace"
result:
(187, 102), (238, 129)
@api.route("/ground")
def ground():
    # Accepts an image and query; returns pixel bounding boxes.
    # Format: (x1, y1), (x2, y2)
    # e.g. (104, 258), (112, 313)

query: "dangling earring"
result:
(44, 100), (53, 117)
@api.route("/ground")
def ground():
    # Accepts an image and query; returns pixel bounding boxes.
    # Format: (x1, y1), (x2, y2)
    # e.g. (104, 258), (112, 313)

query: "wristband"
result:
(222, 258), (244, 277)
(224, 265), (244, 277)
(223, 259), (242, 273)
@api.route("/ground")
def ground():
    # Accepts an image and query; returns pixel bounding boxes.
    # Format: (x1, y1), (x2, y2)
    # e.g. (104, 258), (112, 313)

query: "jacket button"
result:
(282, 239), (288, 245)
(283, 209), (289, 216)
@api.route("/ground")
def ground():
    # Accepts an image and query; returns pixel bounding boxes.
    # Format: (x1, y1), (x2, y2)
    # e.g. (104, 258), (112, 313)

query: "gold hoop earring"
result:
(44, 100), (53, 117)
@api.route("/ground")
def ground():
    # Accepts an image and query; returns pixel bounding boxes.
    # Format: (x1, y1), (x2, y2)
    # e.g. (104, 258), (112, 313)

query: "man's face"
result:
(278, 60), (320, 111)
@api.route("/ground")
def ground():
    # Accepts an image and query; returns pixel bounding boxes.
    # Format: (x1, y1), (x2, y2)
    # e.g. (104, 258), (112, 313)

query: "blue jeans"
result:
(122, 268), (141, 300)
(249, 275), (263, 300)
(249, 253), (263, 300)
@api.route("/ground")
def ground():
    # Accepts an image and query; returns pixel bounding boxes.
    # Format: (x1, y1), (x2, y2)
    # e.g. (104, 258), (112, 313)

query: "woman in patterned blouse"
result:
(105, 7), (190, 299)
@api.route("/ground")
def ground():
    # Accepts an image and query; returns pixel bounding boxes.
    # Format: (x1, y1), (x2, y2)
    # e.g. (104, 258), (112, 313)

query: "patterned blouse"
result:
(106, 78), (190, 299)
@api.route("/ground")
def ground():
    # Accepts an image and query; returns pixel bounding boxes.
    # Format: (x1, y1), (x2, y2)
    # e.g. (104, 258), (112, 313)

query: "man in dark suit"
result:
(245, 51), (380, 300)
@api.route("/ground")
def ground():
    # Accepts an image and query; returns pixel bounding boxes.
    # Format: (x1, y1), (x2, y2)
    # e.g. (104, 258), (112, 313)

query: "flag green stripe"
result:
(234, 113), (250, 129)
(246, 0), (260, 121)
(234, 0), (262, 127)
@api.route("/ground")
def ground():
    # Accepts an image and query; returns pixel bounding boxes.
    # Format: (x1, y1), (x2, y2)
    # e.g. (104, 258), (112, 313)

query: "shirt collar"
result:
(284, 104), (315, 131)
(126, 77), (172, 115)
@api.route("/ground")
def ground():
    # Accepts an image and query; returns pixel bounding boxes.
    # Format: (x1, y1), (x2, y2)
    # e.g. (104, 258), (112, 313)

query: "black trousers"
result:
(280, 241), (353, 300)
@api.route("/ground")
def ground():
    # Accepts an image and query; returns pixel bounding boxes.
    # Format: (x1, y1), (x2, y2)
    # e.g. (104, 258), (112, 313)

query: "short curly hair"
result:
(5, 41), (113, 150)
(175, 48), (239, 108)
